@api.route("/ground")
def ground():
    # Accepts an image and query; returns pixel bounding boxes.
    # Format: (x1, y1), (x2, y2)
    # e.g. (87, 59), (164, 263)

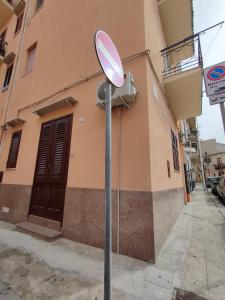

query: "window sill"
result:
(2, 86), (9, 93)
(5, 168), (16, 171)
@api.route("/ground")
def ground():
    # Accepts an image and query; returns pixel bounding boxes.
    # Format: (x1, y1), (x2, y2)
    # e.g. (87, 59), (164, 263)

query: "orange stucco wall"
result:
(0, 0), (153, 192)
(0, 0), (184, 193)
(143, 0), (183, 192)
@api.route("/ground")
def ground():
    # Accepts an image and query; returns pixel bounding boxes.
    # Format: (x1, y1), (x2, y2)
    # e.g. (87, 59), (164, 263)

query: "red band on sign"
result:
(207, 66), (225, 81)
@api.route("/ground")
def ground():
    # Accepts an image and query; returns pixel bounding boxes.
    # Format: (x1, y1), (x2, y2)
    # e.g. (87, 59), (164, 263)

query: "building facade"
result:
(180, 117), (201, 192)
(0, 0), (202, 262)
(201, 139), (225, 178)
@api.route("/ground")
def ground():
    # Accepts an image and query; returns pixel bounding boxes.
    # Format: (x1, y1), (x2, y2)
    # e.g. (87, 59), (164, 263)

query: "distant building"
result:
(180, 117), (201, 190)
(201, 139), (225, 177)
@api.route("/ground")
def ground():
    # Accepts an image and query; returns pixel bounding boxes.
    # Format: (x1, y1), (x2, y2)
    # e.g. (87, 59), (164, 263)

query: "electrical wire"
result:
(17, 50), (148, 114)
(203, 24), (224, 60)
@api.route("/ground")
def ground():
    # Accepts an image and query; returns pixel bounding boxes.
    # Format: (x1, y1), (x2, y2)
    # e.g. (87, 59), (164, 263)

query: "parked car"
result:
(206, 177), (214, 189)
(216, 175), (225, 204)
(211, 176), (221, 196)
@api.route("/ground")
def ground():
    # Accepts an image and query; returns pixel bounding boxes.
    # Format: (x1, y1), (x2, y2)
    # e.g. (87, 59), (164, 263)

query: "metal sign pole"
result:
(104, 81), (112, 300)
(220, 102), (225, 134)
(199, 139), (206, 190)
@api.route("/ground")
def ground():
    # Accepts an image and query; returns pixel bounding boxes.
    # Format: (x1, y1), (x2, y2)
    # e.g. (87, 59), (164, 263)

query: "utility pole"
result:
(199, 139), (206, 190)
(220, 102), (225, 134)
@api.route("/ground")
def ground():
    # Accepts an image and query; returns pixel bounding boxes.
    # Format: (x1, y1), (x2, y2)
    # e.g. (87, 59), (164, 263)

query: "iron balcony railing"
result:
(188, 132), (199, 142)
(0, 38), (7, 57)
(161, 33), (203, 78)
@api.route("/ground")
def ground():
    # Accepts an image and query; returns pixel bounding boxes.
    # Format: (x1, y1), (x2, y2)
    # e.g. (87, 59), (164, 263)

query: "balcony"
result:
(0, 0), (25, 30)
(187, 117), (197, 130)
(158, 0), (193, 47)
(184, 141), (197, 153)
(214, 163), (225, 170)
(0, 38), (7, 65)
(161, 34), (203, 120)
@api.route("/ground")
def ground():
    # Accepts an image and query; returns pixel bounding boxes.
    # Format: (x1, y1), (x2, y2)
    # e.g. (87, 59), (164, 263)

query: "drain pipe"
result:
(117, 107), (123, 254)
(0, 0), (31, 151)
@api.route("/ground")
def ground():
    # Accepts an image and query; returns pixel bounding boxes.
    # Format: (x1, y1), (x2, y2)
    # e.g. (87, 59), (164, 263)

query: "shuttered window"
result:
(36, 0), (44, 10)
(15, 13), (24, 34)
(3, 64), (13, 89)
(171, 130), (180, 172)
(6, 130), (22, 169)
(26, 44), (37, 73)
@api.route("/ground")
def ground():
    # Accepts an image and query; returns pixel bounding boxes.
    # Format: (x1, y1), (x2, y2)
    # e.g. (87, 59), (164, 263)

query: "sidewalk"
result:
(0, 185), (225, 299)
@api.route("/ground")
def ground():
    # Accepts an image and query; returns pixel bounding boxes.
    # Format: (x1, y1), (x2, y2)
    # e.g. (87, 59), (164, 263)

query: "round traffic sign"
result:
(207, 65), (225, 81)
(95, 30), (124, 88)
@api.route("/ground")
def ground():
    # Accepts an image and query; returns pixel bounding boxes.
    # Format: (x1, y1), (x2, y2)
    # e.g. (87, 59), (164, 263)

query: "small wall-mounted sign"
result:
(2, 207), (9, 213)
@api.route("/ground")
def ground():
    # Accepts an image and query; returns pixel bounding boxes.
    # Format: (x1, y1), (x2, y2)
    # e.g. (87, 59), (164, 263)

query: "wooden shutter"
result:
(35, 122), (52, 182)
(3, 64), (13, 88)
(15, 13), (24, 33)
(6, 130), (22, 168)
(51, 120), (68, 180)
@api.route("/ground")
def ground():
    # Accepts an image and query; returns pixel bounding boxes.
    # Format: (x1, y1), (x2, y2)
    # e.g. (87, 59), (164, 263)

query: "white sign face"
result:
(204, 61), (225, 96)
(209, 93), (225, 105)
(95, 31), (124, 88)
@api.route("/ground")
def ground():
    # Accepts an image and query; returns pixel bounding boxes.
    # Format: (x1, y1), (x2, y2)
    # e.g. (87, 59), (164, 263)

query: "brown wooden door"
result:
(29, 115), (73, 222)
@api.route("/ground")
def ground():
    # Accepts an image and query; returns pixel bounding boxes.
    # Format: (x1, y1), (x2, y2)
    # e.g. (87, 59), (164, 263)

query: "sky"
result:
(193, 0), (225, 143)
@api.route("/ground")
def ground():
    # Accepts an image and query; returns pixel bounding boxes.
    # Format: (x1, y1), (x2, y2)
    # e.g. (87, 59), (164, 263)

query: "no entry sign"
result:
(204, 62), (225, 96)
(94, 30), (125, 300)
(95, 31), (124, 88)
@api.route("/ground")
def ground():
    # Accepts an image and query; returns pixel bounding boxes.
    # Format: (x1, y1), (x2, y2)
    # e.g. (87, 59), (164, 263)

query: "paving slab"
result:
(145, 267), (174, 289)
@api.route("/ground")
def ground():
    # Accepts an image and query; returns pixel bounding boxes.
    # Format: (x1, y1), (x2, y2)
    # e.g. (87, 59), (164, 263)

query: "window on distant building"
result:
(36, 0), (44, 11)
(15, 13), (24, 34)
(171, 130), (180, 171)
(217, 157), (222, 165)
(3, 64), (13, 89)
(192, 142), (198, 151)
(6, 130), (22, 169)
(26, 44), (37, 73)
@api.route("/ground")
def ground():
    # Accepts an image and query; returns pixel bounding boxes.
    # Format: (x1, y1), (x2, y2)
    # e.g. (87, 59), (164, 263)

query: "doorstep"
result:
(16, 222), (62, 242)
